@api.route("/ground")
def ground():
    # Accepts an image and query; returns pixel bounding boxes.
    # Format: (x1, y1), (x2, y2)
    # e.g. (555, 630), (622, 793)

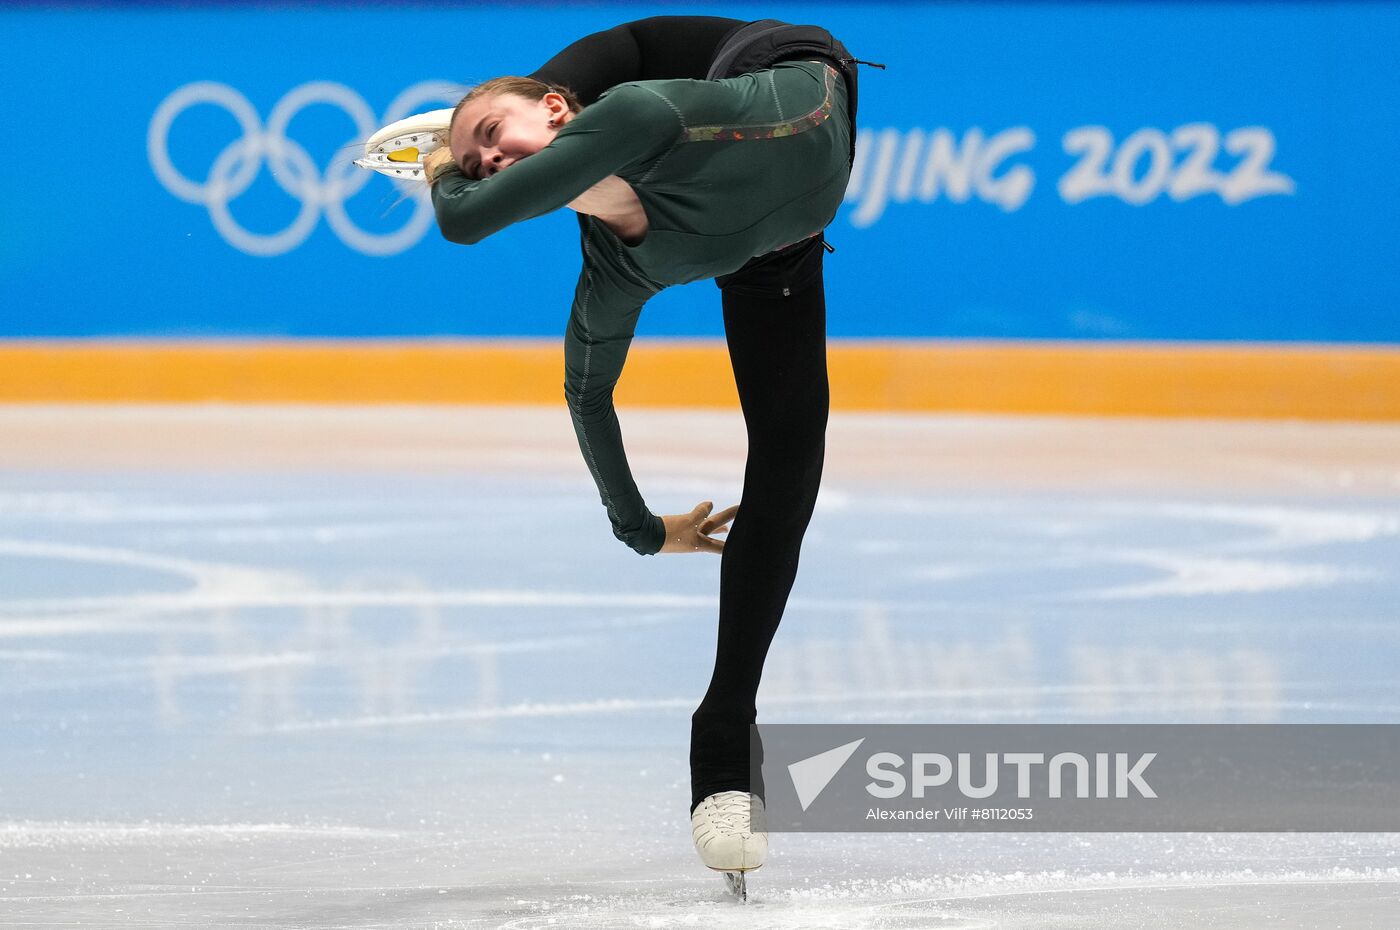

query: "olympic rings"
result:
(148, 80), (464, 256)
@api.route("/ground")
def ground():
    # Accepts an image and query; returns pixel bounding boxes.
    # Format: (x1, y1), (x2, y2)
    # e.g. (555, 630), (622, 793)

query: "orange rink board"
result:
(0, 340), (1397, 420)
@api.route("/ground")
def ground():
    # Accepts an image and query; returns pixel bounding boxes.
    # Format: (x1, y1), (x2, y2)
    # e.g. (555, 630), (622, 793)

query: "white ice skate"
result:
(691, 790), (767, 902)
(353, 108), (454, 181)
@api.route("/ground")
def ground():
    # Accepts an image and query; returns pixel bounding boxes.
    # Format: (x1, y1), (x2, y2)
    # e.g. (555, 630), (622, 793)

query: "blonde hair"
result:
(427, 78), (582, 185)
(450, 76), (582, 131)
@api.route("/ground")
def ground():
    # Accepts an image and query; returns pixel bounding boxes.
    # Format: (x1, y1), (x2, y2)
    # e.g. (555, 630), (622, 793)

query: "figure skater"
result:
(417, 17), (866, 893)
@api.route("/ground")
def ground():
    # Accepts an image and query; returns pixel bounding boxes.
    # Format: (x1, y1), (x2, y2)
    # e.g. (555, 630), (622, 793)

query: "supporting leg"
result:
(690, 267), (829, 812)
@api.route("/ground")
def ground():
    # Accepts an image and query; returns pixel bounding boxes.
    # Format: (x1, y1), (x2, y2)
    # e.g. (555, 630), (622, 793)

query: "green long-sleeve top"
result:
(432, 60), (851, 554)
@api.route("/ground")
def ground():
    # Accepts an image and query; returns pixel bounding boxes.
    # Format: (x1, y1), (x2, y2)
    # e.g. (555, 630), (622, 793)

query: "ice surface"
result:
(1, 407), (1398, 928)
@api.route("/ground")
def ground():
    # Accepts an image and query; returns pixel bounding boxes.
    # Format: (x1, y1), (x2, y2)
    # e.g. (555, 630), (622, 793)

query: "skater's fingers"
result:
(691, 500), (714, 520)
(693, 528), (726, 554)
(702, 504), (738, 533)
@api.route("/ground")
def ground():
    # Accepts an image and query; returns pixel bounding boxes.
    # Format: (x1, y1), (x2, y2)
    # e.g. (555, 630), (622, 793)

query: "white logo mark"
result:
(148, 80), (463, 256)
(789, 738), (865, 811)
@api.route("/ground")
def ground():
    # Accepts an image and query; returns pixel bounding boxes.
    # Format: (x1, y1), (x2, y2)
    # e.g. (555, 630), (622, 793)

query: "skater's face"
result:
(451, 92), (574, 180)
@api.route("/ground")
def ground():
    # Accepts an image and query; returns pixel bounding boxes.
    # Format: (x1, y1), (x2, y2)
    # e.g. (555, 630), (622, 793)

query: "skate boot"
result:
(691, 790), (767, 901)
(353, 108), (454, 181)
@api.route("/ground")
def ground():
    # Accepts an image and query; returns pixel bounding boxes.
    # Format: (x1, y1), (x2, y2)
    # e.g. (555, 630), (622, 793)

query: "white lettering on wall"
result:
(844, 122), (1295, 226)
(1060, 124), (1295, 205)
(845, 126), (1037, 227)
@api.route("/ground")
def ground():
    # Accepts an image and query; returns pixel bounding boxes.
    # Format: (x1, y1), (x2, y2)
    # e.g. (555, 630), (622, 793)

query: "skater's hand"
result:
(424, 146), (456, 185)
(660, 501), (737, 554)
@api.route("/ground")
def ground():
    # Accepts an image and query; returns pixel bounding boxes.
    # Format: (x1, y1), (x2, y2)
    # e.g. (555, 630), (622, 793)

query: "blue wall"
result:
(2, 3), (1397, 341)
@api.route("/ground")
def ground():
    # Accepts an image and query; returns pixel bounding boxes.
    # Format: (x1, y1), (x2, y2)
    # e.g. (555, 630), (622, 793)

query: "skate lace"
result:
(709, 792), (756, 834)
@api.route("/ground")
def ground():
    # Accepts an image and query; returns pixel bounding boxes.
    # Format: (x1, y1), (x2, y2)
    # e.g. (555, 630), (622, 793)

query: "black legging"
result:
(691, 252), (829, 812)
(530, 16), (742, 103)
(529, 15), (835, 813)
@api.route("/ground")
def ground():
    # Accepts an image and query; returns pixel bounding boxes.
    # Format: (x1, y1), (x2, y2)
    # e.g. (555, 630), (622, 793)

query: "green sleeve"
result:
(431, 85), (680, 245)
(564, 237), (666, 556)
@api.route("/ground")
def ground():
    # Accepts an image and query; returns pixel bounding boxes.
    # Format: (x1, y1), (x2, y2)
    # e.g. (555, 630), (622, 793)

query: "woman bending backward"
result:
(424, 16), (862, 875)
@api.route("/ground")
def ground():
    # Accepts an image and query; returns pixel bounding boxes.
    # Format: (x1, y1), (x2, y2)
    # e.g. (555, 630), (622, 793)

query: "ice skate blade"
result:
(355, 108), (454, 181)
(352, 153), (428, 180)
(721, 869), (747, 902)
